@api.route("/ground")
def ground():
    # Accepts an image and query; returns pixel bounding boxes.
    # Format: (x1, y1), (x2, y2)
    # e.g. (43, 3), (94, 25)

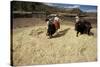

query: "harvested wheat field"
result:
(12, 18), (97, 65)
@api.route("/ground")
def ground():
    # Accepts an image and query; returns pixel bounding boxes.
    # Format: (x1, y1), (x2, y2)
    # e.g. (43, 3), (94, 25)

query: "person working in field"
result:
(45, 14), (60, 38)
(75, 14), (80, 31)
(45, 16), (54, 29)
(75, 14), (80, 23)
(45, 16), (56, 38)
(45, 17), (50, 36)
(53, 15), (60, 30)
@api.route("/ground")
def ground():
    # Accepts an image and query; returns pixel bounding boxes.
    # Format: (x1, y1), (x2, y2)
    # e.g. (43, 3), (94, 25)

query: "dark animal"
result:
(46, 19), (56, 38)
(75, 20), (92, 37)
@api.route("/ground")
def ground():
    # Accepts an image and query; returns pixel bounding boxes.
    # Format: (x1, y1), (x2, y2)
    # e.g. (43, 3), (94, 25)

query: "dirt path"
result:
(12, 25), (97, 66)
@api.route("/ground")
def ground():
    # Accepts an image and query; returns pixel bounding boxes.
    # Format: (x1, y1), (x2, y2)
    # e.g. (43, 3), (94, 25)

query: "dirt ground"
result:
(11, 18), (97, 66)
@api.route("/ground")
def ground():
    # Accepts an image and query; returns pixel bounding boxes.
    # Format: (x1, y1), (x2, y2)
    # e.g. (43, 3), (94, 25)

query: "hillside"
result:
(11, 1), (85, 16)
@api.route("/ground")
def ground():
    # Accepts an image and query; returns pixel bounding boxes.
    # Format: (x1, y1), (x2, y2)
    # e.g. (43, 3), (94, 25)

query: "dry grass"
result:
(12, 24), (97, 66)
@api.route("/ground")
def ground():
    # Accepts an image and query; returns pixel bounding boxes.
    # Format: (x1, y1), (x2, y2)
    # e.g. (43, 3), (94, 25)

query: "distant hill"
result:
(11, 1), (97, 17)
(11, 1), (60, 14)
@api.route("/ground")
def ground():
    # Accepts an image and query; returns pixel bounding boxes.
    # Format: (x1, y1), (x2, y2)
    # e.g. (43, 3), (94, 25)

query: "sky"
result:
(44, 3), (97, 12)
